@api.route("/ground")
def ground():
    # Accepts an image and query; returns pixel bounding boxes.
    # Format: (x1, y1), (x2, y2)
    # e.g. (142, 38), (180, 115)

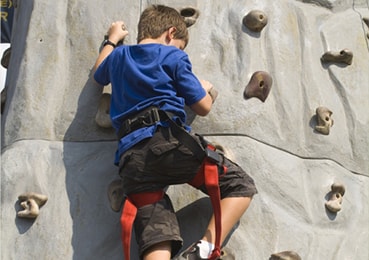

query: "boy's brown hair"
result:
(137, 5), (189, 47)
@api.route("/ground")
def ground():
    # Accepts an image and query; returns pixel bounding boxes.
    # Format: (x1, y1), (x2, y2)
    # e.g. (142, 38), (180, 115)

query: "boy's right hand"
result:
(200, 80), (218, 103)
(107, 21), (129, 45)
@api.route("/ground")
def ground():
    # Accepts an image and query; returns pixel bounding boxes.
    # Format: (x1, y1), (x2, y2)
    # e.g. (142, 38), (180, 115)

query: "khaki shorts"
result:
(119, 127), (257, 257)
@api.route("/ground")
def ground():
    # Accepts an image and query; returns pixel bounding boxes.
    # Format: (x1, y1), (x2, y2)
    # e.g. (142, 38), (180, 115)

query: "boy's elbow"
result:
(196, 109), (210, 117)
(190, 95), (213, 116)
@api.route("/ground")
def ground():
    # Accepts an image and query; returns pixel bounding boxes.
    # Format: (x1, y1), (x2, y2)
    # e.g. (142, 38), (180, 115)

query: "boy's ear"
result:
(168, 27), (177, 40)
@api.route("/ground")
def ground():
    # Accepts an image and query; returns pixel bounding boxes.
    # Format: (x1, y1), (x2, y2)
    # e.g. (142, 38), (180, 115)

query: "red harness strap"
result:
(189, 145), (227, 260)
(120, 191), (164, 260)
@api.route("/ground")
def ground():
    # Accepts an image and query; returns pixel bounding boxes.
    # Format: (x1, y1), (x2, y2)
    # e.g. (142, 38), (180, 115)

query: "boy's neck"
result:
(139, 37), (165, 45)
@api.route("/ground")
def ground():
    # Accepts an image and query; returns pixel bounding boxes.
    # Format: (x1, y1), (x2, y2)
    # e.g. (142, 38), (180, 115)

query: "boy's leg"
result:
(177, 152), (257, 259)
(143, 241), (172, 260)
(132, 194), (183, 259)
(202, 196), (252, 245)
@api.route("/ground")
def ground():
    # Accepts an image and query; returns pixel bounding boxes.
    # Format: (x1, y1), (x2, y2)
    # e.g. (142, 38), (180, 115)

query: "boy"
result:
(93, 5), (257, 260)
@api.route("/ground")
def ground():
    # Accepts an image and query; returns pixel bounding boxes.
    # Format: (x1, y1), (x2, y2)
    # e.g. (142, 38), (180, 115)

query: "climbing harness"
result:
(119, 107), (227, 260)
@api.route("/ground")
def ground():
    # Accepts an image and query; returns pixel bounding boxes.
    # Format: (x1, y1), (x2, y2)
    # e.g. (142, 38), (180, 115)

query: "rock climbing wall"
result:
(1, 0), (368, 259)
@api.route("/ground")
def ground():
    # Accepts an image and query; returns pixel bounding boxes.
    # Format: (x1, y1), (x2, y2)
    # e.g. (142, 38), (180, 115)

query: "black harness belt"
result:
(117, 106), (176, 139)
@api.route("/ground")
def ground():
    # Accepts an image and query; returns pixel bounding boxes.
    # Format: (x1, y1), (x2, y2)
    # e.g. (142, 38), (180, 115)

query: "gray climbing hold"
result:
(315, 106), (334, 135)
(17, 192), (48, 219)
(244, 71), (273, 102)
(270, 250), (302, 260)
(242, 10), (268, 32)
(95, 93), (112, 128)
(321, 49), (353, 65)
(179, 7), (200, 28)
(108, 179), (124, 212)
(325, 182), (345, 213)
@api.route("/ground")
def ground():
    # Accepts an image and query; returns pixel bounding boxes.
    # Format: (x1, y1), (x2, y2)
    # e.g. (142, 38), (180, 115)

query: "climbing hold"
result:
(95, 93), (112, 128)
(325, 182), (345, 213)
(363, 17), (369, 27)
(321, 49), (353, 65)
(363, 17), (369, 38)
(179, 7), (200, 28)
(314, 106), (333, 135)
(242, 10), (268, 32)
(212, 142), (235, 162)
(270, 250), (302, 260)
(1, 47), (11, 69)
(108, 179), (124, 212)
(208, 87), (218, 103)
(244, 71), (273, 102)
(17, 192), (48, 219)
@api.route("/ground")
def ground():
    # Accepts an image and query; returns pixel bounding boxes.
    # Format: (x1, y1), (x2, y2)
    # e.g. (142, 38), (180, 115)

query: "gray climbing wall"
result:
(1, 0), (369, 259)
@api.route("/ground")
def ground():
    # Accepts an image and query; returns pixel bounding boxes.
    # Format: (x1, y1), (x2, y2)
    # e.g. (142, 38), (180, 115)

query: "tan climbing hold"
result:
(242, 10), (268, 32)
(314, 106), (334, 135)
(179, 7), (200, 28)
(208, 87), (218, 103)
(244, 71), (273, 102)
(325, 182), (345, 213)
(17, 192), (48, 219)
(108, 179), (124, 212)
(212, 142), (235, 162)
(270, 250), (302, 260)
(95, 93), (112, 128)
(321, 48), (353, 65)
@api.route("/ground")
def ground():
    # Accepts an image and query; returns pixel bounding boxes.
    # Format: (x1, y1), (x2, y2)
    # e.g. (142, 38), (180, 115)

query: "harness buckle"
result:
(142, 108), (160, 126)
(205, 146), (222, 164)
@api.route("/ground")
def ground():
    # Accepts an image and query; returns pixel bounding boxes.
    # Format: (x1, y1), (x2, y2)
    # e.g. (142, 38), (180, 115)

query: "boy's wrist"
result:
(103, 39), (117, 48)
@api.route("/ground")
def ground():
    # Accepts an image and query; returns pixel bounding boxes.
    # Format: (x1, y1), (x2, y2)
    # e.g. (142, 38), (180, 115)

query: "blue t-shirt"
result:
(94, 43), (206, 164)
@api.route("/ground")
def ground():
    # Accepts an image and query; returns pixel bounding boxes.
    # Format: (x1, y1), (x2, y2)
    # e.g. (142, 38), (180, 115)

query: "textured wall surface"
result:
(1, 0), (368, 259)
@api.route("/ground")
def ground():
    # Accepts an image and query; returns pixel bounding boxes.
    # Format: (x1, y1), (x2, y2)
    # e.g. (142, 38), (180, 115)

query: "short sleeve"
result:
(94, 57), (111, 86)
(174, 56), (206, 106)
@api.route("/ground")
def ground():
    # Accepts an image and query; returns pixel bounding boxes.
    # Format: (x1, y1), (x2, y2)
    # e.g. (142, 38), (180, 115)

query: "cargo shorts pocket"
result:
(147, 140), (196, 174)
(119, 151), (146, 176)
(149, 141), (180, 156)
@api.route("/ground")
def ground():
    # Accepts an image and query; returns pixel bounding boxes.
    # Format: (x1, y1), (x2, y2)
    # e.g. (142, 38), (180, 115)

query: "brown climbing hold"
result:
(95, 93), (112, 128)
(17, 192), (48, 219)
(270, 250), (302, 260)
(179, 7), (200, 28)
(325, 182), (345, 213)
(314, 106), (333, 135)
(1, 47), (11, 69)
(321, 49), (353, 65)
(108, 179), (124, 212)
(363, 17), (369, 27)
(363, 18), (369, 39)
(242, 10), (268, 32)
(244, 71), (273, 102)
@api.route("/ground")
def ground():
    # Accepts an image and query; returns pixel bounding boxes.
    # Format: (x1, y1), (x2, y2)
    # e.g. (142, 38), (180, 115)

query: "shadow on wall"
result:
(62, 71), (124, 259)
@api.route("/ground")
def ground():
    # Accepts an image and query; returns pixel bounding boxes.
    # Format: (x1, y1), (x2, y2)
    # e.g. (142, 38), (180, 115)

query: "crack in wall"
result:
(200, 132), (367, 177)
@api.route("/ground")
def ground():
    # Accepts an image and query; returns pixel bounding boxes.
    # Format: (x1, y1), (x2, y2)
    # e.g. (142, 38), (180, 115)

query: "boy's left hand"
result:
(107, 21), (129, 45)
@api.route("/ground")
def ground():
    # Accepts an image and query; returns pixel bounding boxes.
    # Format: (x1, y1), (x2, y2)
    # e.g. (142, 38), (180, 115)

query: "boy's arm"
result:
(93, 21), (128, 72)
(190, 80), (214, 116)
